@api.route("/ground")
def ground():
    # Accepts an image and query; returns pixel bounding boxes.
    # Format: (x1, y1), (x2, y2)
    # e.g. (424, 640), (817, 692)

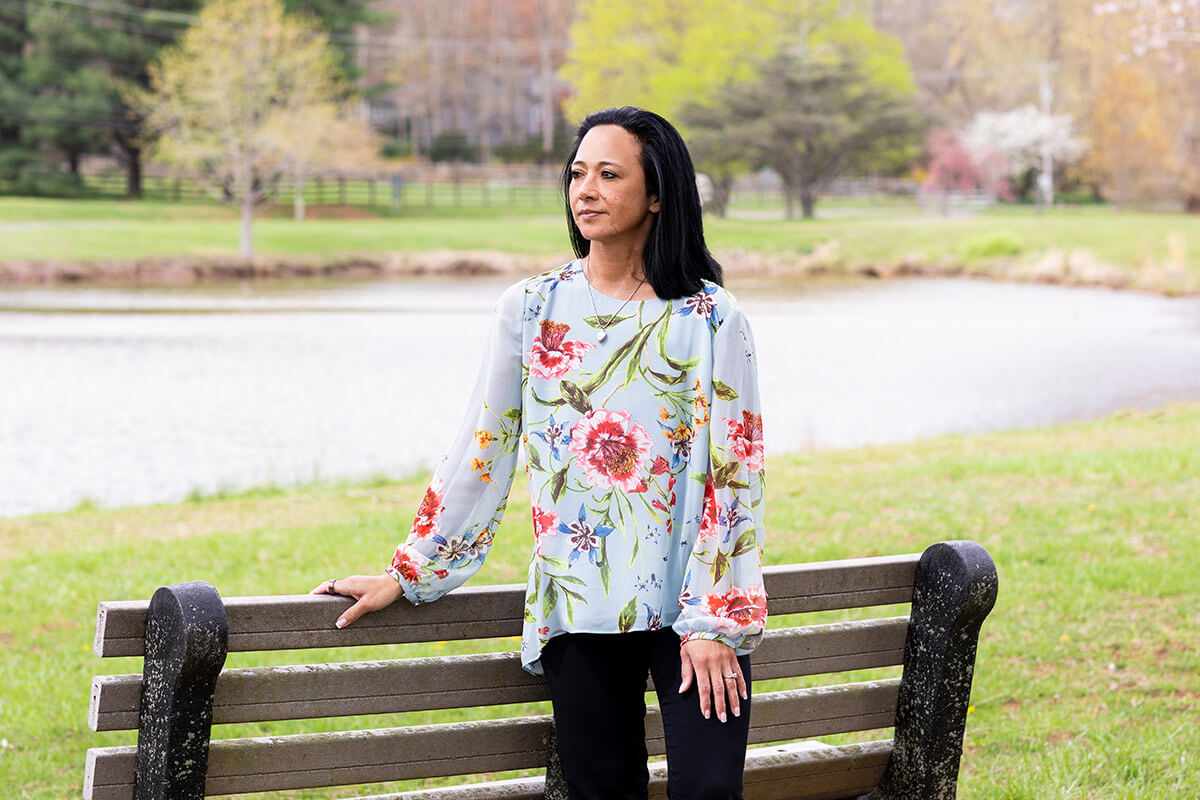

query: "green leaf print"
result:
(527, 443), (545, 473)
(503, 407), (522, 422)
(560, 379), (593, 414)
(598, 540), (611, 596)
(549, 466), (569, 502)
(541, 555), (571, 570)
(711, 550), (730, 585)
(618, 596), (638, 633)
(524, 607), (536, 623)
(543, 584), (558, 617)
(731, 530), (758, 559)
(712, 459), (742, 489)
(714, 380), (740, 401)
(583, 313), (634, 329)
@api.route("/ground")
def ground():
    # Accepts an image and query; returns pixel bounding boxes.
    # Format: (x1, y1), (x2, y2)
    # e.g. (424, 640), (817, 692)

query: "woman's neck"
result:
(585, 245), (656, 300)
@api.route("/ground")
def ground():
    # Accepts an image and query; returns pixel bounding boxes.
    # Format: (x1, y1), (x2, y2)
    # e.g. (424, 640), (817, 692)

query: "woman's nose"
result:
(576, 174), (598, 199)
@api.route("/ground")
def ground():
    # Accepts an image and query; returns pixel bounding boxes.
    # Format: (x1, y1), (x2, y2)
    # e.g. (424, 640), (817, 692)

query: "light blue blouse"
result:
(387, 260), (766, 674)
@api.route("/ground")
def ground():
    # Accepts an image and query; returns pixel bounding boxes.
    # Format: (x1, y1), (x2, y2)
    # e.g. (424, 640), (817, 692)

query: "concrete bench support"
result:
(863, 540), (998, 800)
(135, 581), (228, 800)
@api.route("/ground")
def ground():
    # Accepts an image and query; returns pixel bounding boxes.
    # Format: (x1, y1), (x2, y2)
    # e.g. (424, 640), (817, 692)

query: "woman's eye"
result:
(570, 170), (583, 180)
(601, 170), (616, 179)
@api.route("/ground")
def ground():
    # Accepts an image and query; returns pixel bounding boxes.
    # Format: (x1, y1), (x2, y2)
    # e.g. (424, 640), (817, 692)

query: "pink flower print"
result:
(651, 455), (670, 475)
(703, 584), (768, 634)
(568, 408), (653, 491)
(532, 505), (560, 554)
(698, 474), (720, 544)
(409, 478), (445, 539)
(390, 543), (428, 584)
(530, 320), (595, 379)
(724, 410), (764, 471)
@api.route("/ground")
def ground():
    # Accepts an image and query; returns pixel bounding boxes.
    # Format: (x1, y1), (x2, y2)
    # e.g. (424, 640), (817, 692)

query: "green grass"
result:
(2, 198), (1198, 289)
(1, 404), (1197, 798)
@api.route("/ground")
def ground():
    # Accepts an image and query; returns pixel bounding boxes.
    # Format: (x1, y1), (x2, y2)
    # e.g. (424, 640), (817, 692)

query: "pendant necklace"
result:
(582, 257), (646, 343)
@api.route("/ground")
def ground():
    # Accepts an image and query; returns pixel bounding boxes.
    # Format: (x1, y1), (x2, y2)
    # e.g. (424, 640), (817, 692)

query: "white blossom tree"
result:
(961, 105), (1087, 208)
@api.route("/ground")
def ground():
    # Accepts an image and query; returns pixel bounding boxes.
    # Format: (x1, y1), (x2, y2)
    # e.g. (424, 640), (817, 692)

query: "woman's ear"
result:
(650, 195), (661, 213)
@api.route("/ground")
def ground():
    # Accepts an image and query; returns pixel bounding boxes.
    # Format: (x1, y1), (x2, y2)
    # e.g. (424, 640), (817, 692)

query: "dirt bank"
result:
(1, 243), (1196, 296)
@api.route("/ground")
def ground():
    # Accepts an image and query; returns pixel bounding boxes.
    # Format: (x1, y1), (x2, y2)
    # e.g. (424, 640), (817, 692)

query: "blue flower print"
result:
(559, 503), (614, 566)
(532, 415), (570, 461)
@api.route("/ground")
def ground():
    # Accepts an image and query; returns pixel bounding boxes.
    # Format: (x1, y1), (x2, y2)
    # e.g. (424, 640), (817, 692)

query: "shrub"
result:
(964, 231), (1024, 260)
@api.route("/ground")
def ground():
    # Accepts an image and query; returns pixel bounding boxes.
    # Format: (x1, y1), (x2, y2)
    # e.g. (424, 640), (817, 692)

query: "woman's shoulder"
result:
(676, 279), (745, 332)
(494, 259), (579, 316)
(522, 260), (581, 294)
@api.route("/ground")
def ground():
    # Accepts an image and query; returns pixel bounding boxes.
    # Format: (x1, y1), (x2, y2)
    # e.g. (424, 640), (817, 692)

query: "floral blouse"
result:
(386, 260), (766, 674)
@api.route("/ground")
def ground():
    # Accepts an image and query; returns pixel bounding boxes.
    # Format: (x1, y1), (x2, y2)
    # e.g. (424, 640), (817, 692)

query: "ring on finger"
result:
(328, 578), (337, 593)
(723, 673), (739, 680)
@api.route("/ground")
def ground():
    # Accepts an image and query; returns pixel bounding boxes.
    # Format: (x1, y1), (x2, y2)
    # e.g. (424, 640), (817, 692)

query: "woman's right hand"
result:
(310, 574), (404, 629)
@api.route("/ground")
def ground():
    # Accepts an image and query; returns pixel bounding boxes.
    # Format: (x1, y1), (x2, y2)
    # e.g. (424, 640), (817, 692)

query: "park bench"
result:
(83, 539), (997, 800)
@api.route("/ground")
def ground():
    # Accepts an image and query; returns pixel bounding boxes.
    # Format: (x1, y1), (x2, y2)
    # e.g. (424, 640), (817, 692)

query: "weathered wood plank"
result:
(84, 683), (898, 797)
(94, 584), (528, 658)
(345, 740), (893, 800)
(761, 555), (918, 615)
(94, 557), (919, 657)
(90, 619), (907, 732)
(751, 617), (907, 681)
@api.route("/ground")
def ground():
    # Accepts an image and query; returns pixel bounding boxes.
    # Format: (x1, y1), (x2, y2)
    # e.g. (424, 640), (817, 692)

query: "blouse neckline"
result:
(572, 259), (664, 304)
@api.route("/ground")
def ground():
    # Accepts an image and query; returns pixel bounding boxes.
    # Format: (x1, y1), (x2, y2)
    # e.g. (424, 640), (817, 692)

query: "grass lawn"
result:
(1, 404), (1196, 798)
(1, 198), (1197, 292)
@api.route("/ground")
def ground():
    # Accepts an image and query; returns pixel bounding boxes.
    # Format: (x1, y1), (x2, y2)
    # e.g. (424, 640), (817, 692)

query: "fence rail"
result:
(69, 166), (921, 212)
(78, 170), (566, 210)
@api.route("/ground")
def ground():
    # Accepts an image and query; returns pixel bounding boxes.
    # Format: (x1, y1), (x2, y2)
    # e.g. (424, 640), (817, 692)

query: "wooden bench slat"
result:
(95, 584), (528, 658)
(346, 740), (894, 800)
(90, 619), (907, 732)
(94, 556), (920, 657)
(761, 555), (918, 615)
(83, 682), (898, 798)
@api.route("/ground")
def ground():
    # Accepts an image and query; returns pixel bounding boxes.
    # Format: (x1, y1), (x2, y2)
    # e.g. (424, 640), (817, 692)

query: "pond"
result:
(2, 275), (1198, 518)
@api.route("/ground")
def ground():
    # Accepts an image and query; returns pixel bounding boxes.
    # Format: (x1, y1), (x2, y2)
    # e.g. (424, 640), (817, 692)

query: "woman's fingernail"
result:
(718, 712), (726, 723)
(733, 707), (740, 717)
(335, 618), (347, 629)
(703, 710), (710, 719)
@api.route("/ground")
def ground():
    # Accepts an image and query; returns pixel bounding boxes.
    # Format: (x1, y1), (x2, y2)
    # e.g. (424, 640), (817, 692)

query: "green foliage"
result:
(2, 404), (1198, 798)
(964, 231), (1024, 260)
(429, 131), (478, 163)
(684, 52), (924, 218)
(560, 0), (783, 130)
(0, 147), (86, 197)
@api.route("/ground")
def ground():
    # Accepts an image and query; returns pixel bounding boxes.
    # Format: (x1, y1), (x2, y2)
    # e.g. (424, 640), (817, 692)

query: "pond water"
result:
(2, 275), (1198, 518)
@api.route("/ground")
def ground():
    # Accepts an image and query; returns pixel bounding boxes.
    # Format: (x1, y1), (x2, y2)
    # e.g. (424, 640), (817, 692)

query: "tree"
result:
(960, 105), (1086, 207)
(919, 127), (1011, 215)
(683, 52), (923, 218)
(0, 3), (34, 187)
(132, 0), (366, 258)
(259, 102), (383, 221)
(1085, 63), (1173, 209)
(563, 0), (919, 213)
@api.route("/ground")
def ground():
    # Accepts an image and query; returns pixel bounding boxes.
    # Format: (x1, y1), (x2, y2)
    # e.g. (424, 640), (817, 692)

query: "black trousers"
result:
(540, 629), (752, 800)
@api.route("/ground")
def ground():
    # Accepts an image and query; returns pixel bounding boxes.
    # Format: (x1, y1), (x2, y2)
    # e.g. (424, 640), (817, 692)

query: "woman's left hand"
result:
(679, 638), (746, 723)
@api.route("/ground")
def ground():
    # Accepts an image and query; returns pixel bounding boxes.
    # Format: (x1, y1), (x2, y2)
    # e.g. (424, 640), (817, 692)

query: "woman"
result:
(315, 107), (766, 800)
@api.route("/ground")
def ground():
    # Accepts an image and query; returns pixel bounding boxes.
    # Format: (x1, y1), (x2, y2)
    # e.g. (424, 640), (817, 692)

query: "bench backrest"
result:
(84, 543), (997, 800)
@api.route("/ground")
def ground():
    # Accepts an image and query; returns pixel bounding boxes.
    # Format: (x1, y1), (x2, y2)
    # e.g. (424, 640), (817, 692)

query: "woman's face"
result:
(569, 125), (661, 253)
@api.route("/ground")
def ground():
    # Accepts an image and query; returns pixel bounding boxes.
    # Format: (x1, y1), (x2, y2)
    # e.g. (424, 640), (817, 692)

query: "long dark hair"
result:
(561, 106), (723, 299)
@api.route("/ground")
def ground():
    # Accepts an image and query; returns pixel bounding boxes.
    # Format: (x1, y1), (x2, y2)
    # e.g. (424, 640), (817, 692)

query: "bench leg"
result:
(862, 540), (998, 800)
(544, 723), (569, 800)
(135, 581), (228, 800)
